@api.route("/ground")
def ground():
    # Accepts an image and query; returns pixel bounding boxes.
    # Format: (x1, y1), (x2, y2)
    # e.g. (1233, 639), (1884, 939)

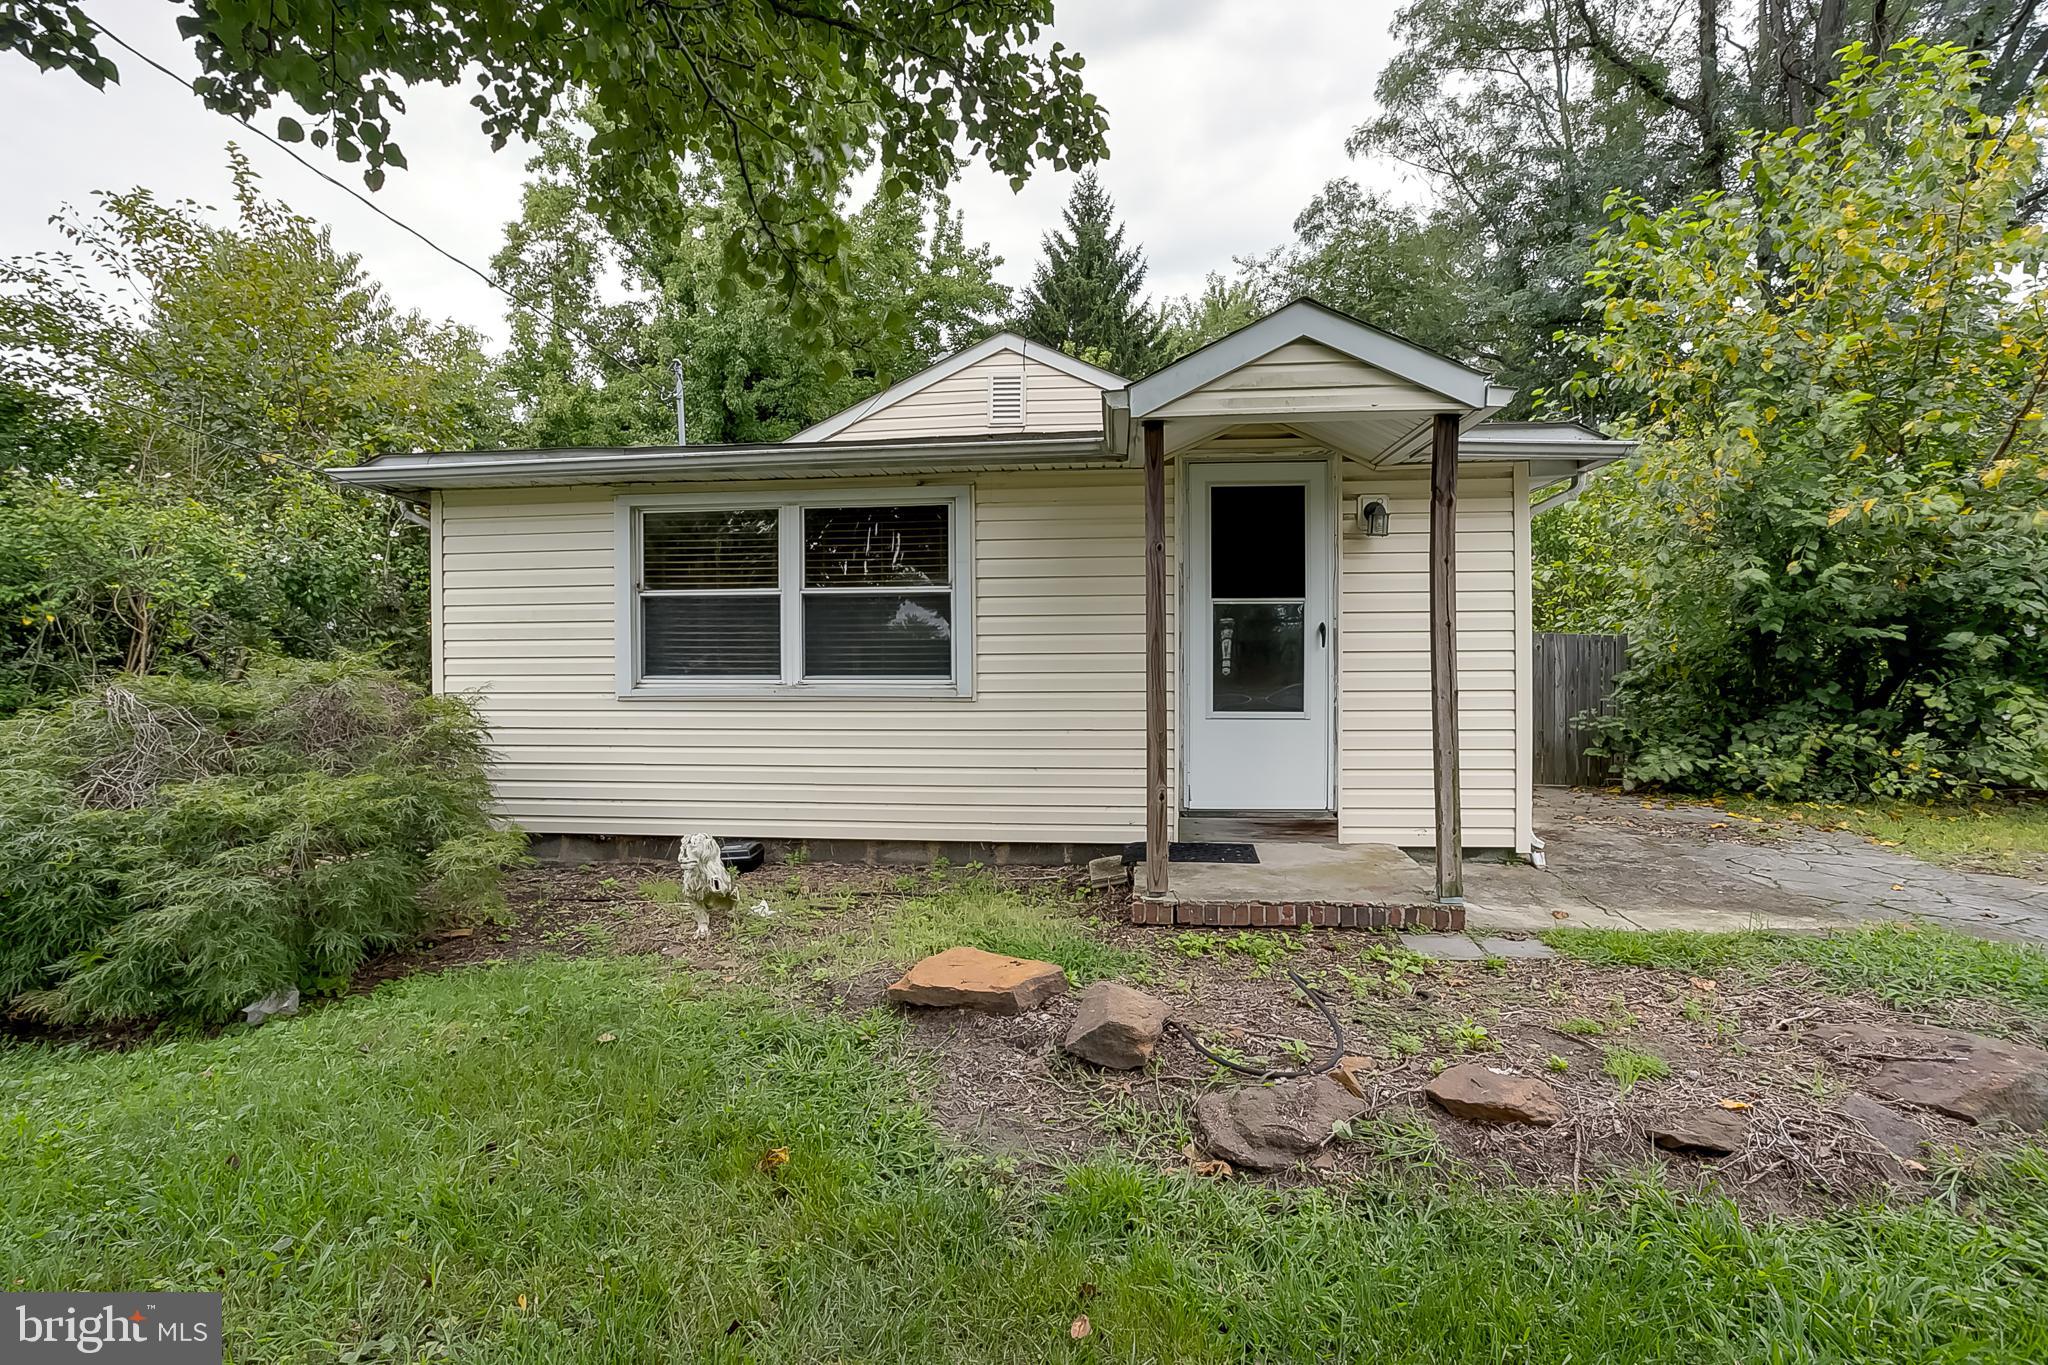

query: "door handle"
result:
(1317, 622), (1328, 647)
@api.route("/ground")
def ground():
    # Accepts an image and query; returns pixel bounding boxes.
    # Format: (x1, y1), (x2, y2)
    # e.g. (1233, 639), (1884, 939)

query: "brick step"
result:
(1130, 900), (1462, 931)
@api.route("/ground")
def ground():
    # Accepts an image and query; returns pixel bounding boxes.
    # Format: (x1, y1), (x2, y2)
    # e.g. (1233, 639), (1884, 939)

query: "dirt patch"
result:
(349, 860), (2026, 1216)
(889, 931), (2005, 1214)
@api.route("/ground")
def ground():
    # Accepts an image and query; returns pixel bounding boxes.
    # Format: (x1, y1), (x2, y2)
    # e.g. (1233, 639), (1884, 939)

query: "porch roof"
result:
(1106, 298), (1523, 465)
(1126, 298), (1510, 418)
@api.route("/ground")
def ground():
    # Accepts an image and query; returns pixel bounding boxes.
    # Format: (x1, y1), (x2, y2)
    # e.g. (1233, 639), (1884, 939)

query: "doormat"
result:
(1120, 841), (1259, 866)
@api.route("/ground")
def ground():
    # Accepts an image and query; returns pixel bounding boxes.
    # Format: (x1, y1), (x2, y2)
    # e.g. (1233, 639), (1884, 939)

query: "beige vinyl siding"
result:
(438, 456), (1530, 851)
(439, 472), (1146, 843)
(825, 353), (1104, 441)
(1149, 341), (1448, 420)
(1336, 464), (1530, 850)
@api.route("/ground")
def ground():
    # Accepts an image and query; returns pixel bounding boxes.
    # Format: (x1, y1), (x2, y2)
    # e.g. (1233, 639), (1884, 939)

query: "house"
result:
(331, 299), (1629, 918)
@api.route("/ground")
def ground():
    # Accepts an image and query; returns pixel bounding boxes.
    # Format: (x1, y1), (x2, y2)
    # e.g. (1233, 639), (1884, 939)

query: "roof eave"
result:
(325, 433), (1116, 495)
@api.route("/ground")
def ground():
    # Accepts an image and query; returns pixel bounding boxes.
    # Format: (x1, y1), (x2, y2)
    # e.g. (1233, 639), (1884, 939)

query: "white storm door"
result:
(1185, 462), (1333, 811)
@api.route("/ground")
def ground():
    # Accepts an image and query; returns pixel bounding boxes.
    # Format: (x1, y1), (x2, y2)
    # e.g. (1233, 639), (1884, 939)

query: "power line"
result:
(90, 18), (643, 380)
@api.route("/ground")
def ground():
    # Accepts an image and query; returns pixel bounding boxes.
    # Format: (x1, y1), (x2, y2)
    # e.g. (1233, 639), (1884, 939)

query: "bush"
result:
(0, 658), (523, 1024)
(0, 472), (431, 714)
(1563, 46), (2048, 800)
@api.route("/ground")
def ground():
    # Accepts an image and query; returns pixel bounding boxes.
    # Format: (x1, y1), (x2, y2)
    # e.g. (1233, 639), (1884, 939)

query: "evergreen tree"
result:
(1014, 173), (1164, 378)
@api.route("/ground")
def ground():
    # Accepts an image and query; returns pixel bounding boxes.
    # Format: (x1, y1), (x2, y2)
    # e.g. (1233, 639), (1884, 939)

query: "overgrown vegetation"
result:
(4, 955), (2044, 1363)
(0, 658), (521, 1024)
(0, 151), (503, 708)
(1556, 46), (2048, 800)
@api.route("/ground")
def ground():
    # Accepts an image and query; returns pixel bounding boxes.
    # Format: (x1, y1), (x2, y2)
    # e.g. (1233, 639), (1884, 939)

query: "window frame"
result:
(614, 486), (974, 700)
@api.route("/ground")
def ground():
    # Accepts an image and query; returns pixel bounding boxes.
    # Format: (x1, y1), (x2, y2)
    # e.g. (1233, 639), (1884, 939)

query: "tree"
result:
(1013, 172), (1165, 377)
(1348, 0), (2048, 406)
(490, 113), (1011, 447)
(0, 150), (505, 704)
(1529, 476), (1643, 633)
(1159, 273), (1263, 362)
(1, 0), (1106, 339)
(1351, 1), (1740, 407)
(1563, 43), (2048, 799)
(1242, 179), (1487, 366)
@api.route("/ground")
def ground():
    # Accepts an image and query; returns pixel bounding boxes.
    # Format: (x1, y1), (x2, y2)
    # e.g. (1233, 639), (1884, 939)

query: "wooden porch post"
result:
(1143, 418), (1170, 897)
(1429, 411), (1465, 903)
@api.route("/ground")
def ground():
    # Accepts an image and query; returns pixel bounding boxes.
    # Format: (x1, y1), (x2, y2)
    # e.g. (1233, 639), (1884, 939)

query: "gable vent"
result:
(987, 373), (1025, 426)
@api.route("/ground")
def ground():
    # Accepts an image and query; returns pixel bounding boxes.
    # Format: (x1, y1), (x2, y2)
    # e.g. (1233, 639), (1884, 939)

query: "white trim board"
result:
(1126, 298), (1514, 419)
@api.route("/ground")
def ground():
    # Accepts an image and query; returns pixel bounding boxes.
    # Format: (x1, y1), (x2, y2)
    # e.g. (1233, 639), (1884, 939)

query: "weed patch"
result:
(768, 877), (1141, 986)
(1603, 1046), (1672, 1092)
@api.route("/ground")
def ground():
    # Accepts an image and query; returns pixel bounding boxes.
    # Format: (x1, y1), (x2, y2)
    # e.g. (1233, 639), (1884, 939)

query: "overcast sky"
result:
(0, 0), (1415, 346)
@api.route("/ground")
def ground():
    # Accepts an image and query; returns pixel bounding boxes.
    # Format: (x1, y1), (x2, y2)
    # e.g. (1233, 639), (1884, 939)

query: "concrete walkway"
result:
(1464, 789), (2048, 944)
(1138, 840), (1434, 907)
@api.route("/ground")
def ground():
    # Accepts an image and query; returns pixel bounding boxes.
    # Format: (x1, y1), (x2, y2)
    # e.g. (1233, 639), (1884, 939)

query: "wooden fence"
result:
(1532, 632), (1628, 786)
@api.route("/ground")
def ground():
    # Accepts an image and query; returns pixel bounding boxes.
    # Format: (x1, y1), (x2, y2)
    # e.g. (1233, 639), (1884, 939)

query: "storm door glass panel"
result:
(1210, 484), (1307, 713)
(639, 508), (780, 678)
(802, 504), (953, 678)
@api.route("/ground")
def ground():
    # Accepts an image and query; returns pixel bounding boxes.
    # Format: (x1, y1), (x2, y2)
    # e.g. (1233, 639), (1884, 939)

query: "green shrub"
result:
(1562, 47), (2048, 801)
(0, 658), (523, 1024)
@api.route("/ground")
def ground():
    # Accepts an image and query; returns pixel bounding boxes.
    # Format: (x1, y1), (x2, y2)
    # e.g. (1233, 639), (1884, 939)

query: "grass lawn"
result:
(1543, 921), (2048, 1029)
(1721, 794), (2048, 879)
(6, 926), (2048, 1363)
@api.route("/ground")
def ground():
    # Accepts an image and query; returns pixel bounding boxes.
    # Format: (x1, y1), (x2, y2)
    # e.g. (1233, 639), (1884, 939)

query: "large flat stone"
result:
(1425, 1063), (1564, 1126)
(1835, 1094), (1930, 1165)
(886, 947), (1068, 1016)
(1816, 1021), (2048, 1130)
(1062, 982), (1170, 1069)
(1647, 1108), (1746, 1156)
(1192, 1076), (1367, 1172)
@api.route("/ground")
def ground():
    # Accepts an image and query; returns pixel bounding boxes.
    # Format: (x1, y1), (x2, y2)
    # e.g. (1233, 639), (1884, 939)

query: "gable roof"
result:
(1124, 298), (1512, 420)
(786, 331), (1127, 443)
(325, 300), (1630, 495)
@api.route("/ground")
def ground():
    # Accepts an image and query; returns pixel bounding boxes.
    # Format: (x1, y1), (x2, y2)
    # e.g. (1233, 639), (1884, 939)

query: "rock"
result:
(1424, 1063), (1564, 1126)
(1061, 982), (1170, 1069)
(241, 988), (299, 1027)
(1835, 1094), (1930, 1165)
(886, 946), (1068, 1016)
(1192, 1076), (1367, 1173)
(1646, 1108), (1747, 1156)
(1086, 854), (1130, 890)
(1816, 1021), (2048, 1130)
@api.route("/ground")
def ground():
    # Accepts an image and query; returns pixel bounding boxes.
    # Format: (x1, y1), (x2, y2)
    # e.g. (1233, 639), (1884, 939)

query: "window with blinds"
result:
(625, 494), (964, 691)
(639, 508), (780, 678)
(803, 504), (952, 678)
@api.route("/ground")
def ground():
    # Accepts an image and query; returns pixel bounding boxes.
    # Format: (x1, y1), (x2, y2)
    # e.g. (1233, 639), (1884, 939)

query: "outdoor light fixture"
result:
(1354, 495), (1392, 538)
